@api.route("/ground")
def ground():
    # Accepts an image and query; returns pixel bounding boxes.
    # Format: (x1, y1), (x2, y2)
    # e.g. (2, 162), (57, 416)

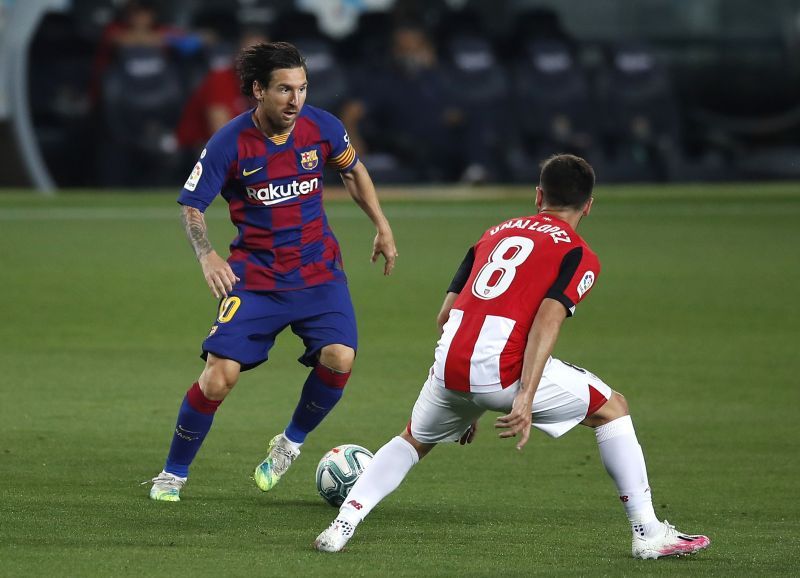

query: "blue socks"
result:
(285, 365), (349, 443)
(162, 366), (349, 476)
(164, 382), (221, 478)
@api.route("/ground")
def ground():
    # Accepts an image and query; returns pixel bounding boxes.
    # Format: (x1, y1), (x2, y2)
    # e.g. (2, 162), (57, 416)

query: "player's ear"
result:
(583, 196), (594, 217)
(252, 80), (263, 101)
(535, 186), (544, 209)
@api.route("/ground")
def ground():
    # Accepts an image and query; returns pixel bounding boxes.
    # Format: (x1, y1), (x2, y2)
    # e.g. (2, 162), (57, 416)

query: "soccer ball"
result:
(315, 444), (373, 507)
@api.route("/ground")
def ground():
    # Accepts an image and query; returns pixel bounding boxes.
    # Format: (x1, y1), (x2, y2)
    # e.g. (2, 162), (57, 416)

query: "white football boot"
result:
(314, 518), (357, 552)
(632, 520), (711, 559)
(253, 434), (300, 492)
(145, 470), (187, 502)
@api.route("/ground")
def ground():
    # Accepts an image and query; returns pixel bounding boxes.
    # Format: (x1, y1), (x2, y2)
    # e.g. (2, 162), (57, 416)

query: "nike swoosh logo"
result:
(242, 167), (264, 177)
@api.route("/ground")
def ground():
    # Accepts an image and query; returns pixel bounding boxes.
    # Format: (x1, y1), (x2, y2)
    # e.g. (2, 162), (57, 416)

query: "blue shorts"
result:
(201, 282), (357, 371)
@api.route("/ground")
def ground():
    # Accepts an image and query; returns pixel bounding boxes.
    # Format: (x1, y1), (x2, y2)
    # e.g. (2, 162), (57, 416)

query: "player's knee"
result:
(582, 390), (629, 427)
(199, 356), (240, 400)
(612, 391), (630, 415)
(319, 344), (355, 373)
(199, 372), (237, 400)
(595, 391), (629, 422)
(400, 429), (434, 460)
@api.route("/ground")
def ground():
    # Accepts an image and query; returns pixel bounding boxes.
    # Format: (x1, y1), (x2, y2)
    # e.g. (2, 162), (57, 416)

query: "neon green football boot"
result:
(254, 434), (300, 492)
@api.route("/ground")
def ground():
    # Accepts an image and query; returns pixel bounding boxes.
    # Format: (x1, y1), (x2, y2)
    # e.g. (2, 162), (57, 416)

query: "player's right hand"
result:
(199, 251), (240, 298)
(495, 392), (533, 451)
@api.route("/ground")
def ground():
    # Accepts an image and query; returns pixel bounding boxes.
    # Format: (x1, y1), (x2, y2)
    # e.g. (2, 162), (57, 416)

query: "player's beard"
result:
(257, 107), (297, 134)
(280, 108), (298, 128)
(266, 107), (297, 133)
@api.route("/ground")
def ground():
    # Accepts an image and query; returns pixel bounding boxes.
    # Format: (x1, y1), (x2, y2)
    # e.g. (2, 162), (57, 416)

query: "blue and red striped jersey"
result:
(178, 105), (359, 291)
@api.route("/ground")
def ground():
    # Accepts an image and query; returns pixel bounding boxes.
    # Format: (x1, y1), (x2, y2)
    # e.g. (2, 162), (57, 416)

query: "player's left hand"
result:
(372, 229), (397, 276)
(459, 421), (478, 445)
(495, 392), (533, 451)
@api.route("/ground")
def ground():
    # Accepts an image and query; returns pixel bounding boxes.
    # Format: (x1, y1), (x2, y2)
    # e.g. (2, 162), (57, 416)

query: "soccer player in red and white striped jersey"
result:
(315, 154), (710, 559)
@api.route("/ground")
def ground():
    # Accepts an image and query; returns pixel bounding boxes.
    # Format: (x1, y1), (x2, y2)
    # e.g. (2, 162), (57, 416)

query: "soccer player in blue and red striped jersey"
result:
(146, 42), (398, 502)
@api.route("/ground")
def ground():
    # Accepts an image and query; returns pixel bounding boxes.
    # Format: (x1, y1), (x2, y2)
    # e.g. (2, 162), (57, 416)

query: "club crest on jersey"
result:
(577, 271), (595, 297)
(300, 149), (319, 171)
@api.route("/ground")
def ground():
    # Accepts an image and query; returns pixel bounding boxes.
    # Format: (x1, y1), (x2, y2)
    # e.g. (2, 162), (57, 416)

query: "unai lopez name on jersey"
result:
(490, 218), (572, 244)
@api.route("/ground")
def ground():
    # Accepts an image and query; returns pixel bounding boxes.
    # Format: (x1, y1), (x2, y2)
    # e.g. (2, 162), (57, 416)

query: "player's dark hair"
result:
(236, 41), (307, 97)
(539, 154), (595, 209)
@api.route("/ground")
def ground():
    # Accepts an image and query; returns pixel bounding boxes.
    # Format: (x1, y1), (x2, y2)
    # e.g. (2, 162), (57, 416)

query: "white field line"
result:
(0, 203), (798, 221)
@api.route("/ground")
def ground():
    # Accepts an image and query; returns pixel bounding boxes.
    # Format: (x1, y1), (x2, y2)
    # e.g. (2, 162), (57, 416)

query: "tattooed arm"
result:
(181, 205), (239, 298)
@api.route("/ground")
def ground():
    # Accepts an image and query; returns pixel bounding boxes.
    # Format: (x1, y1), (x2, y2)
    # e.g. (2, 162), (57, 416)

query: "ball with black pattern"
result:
(315, 444), (374, 507)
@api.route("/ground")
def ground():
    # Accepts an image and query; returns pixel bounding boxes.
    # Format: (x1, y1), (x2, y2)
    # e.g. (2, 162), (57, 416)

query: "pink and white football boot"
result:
(632, 520), (711, 559)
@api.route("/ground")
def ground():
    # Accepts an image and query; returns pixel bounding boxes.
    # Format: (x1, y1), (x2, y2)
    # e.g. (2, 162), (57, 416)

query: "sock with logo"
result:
(285, 364), (348, 444)
(337, 436), (420, 526)
(594, 415), (660, 537)
(163, 382), (221, 478)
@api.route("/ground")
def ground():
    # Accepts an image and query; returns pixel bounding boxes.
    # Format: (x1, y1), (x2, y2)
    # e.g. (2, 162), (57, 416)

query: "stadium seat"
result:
(177, 9), (241, 94)
(508, 39), (598, 182)
(29, 11), (95, 186)
(442, 33), (510, 181)
(594, 42), (682, 181)
(340, 11), (394, 69)
(444, 35), (508, 109)
(100, 45), (184, 186)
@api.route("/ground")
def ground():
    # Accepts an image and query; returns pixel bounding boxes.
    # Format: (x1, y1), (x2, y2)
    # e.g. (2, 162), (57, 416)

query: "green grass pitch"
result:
(1, 183), (798, 576)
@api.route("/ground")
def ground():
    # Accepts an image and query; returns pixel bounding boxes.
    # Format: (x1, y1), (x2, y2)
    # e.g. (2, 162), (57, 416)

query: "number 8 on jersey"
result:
(472, 236), (535, 300)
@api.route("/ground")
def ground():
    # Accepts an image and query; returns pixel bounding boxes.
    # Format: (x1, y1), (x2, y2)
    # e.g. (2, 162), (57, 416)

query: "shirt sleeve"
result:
(320, 111), (358, 173)
(206, 70), (239, 109)
(545, 247), (600, 317)
(447, 247), (476, 294)
(177, 128), (235, 212)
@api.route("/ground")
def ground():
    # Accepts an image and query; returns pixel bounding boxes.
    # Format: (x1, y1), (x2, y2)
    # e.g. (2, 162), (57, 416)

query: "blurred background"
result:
(2, 0), (800, 191)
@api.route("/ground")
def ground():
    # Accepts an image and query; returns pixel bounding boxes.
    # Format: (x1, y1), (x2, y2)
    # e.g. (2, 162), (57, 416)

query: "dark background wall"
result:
(22, 0), (800, 187)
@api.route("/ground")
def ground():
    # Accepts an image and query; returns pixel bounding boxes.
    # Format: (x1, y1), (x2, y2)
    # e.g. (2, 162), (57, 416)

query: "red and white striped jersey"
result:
(433, 214), (600, 393)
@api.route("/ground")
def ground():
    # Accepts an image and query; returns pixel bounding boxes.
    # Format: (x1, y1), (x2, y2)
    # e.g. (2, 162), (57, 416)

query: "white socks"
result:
(595, 415), (659, 535)
(335, 421), (659, 538)
(281, 433), (303, 453)
(338, 436), (419, 526)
